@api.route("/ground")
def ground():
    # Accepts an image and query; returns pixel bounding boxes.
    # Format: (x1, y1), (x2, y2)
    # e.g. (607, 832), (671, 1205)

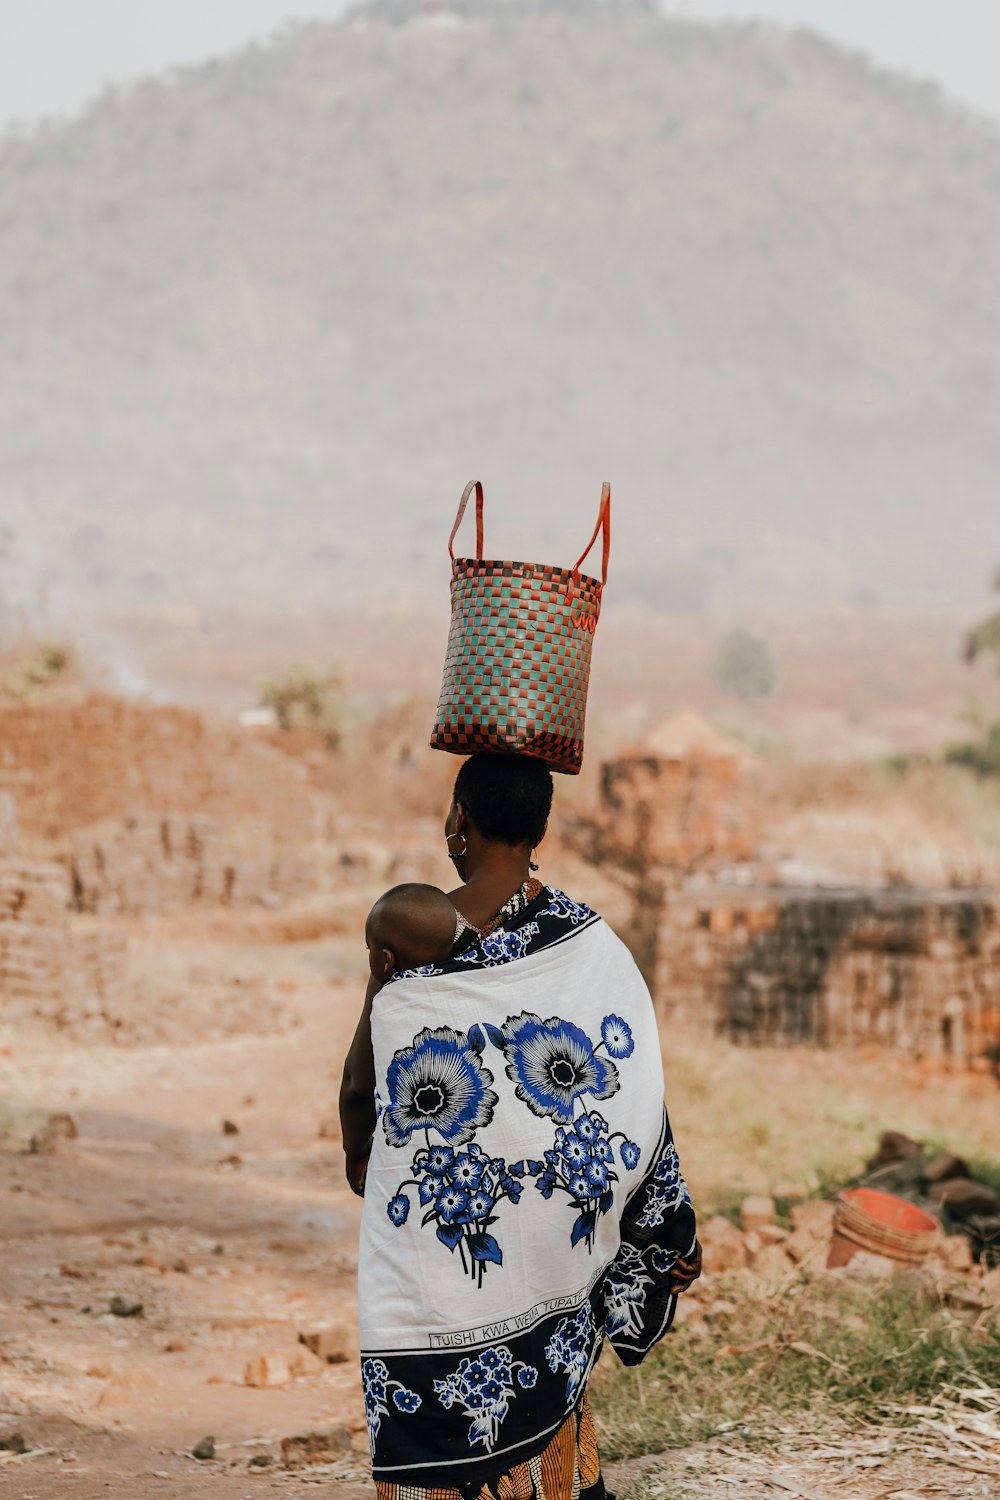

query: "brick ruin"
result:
(0, 693), (329, 1030)
(647, 885), (1000, 1065)
(574, 713), (1000, 1067)
(0, 798), (127, 1029)
(0, 690), (321, 843)
(70, 812), (313, 915)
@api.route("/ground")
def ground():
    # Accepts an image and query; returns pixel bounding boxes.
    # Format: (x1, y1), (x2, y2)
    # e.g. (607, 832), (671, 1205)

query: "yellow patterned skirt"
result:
(374, 1389), (605, 1500)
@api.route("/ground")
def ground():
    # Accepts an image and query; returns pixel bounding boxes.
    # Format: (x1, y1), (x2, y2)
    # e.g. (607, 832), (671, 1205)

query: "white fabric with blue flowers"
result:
(359, 887), (697, 1490)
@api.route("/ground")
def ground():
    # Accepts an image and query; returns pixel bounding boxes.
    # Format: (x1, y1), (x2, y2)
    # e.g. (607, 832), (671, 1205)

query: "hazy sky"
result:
(1, 0), (998, 129)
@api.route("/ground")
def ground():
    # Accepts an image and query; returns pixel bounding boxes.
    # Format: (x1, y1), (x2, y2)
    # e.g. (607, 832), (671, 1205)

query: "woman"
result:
(340, 754), (700, 1500)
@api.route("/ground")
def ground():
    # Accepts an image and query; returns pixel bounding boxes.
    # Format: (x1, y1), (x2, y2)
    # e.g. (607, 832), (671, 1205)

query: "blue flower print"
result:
(650, 1244), (679, 1277)
(383, 1027), (498, 1149)
(438, 1187), (470, 1223)
(544, 1304), (594, 1404)
(480, 923), (540, 965)
(390, 1136), (527, 1287)
(562, 1134), (591, 1170)
(419, 1173), (445, 1205)
(433, 1346), (537, 1451)
(585, 1160), (608, 1192)
(362, 1358), (421, 1444)
(603, 1246), (652, 1339)
(387, 1194), (410, 1226)
(530, 1109), (638, 1252)
(636, 1143), (692, 1230)
(499, 1012), (620, 1124)
(455, 923), (541, 968)
(538, 889), (593, 925)
(452, 1153), (485, 1190)
(600, 1014), (634, 1060)
(620, 1140), (641, 1171)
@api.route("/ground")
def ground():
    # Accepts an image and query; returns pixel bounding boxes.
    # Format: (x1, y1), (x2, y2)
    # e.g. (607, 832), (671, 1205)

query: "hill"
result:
(1, 0), (999, 699)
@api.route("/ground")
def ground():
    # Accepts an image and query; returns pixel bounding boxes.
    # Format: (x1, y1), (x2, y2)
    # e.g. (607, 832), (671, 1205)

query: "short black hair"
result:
(453, 754), (553, 848)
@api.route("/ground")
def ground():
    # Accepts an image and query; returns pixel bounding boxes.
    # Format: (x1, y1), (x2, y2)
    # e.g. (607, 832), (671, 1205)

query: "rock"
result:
(922, 1152), (971, 1185)
(748, 1245), (793, 1284)
(222, 1120), (240, 1135)
(97, 1371), (157, 1407)
(980, 1268), (1000, 1307)
(758, 1223), (789, 1245)
(789, 1201), (835, 1239)
(928, 1178), (1000, 1219)
(192, 1436), (216, 1462)
(0, 1433), (27, 1454)
(893, 1262), (947, 1300)
(29, 1112), (78, 1154)
(164, 1339), (187, 1353)
(299, 1325), (353, 1365)
(317, 1116), (340, 1141)
(249, 1454), (272, 1469)
(740, 1195), (776, 1233)
(867, 1131), (923, 1171)
(244, 1351), (293, 1389)
(929, 1233), (974, 1274)
(280, 1428), (352, 1469)
(699, 1214), (747, 1273)
(944, 1284), (984, 1313)
(109, 1296), (144, 1318)
(844, 1249), (896, 1281)
(289, 1345), (326, 1378)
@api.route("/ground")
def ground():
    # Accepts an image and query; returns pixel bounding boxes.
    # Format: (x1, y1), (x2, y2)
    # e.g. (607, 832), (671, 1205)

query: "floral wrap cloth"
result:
(359, 886), (700, 1494)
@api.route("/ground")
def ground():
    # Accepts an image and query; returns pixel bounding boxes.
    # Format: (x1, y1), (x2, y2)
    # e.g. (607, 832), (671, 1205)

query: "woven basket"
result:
(430, 481), (611, 775)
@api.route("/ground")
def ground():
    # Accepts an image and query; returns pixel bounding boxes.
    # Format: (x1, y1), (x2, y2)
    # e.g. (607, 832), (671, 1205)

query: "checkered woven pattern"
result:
(430, 557), (604, 775)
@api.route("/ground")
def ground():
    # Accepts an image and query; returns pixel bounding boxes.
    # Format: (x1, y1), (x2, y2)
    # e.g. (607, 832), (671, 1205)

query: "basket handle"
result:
(448, 480), (485, 561)
(571, 482), (611, 585)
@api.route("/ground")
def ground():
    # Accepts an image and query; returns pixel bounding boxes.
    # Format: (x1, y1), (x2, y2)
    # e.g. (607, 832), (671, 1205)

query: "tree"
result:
(259, 664), (343, 749)
(714, 629), (776, 700)
(964, 564), (1000, 671)
(948, 567), (1000, 776)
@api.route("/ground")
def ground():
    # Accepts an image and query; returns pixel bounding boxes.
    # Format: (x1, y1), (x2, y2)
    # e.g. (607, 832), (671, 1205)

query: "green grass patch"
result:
(591, 1276), (1000, 1460)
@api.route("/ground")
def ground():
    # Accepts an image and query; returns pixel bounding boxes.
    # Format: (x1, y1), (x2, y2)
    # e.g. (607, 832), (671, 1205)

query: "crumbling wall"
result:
(650, 886), (1000, 1064)
(0, 858), (127, 1027)
(0, 692), (322, 844)
(70, 812), (314, 915)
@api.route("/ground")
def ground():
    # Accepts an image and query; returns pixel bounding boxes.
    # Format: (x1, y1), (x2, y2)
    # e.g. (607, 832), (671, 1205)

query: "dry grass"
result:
(755, 756), (1000, 888)
(662, 1028), (999, 1216)
(591, 1275), (1000, 1465)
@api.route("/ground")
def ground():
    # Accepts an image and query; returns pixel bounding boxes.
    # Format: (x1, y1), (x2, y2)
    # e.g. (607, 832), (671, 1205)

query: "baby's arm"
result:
(339, 972), (380, 1197)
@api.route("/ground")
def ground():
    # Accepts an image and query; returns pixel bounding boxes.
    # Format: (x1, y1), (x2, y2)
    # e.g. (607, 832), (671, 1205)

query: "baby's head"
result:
(366, 883), (457, 983)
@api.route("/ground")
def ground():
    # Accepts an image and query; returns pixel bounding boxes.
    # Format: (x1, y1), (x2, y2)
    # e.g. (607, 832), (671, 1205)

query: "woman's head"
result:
(445, 754), (553, 877)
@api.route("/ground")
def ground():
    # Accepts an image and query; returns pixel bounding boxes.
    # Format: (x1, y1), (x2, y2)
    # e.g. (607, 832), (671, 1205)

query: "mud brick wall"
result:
(70, 812), (314, 916)
(648, 886), (1000, 1064)
(575, 751), (754, 874)
(0, 693), (322, 844)
(0, 859), (127, 1026)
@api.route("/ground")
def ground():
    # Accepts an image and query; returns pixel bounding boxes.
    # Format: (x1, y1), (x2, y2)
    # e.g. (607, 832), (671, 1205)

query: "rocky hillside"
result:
(1, 0), (999, 657)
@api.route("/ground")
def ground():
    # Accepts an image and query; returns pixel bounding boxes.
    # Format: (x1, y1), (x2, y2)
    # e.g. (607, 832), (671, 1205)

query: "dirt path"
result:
(1, 911), (995, 1500)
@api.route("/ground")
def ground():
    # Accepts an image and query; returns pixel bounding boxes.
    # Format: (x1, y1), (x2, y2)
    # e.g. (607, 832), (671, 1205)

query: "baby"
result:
(365, 882), (469, 985)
